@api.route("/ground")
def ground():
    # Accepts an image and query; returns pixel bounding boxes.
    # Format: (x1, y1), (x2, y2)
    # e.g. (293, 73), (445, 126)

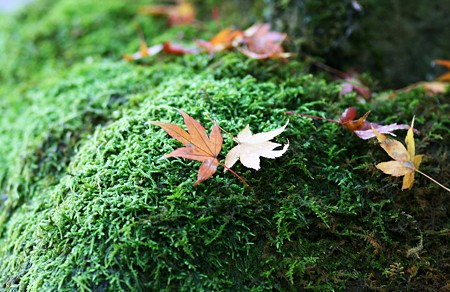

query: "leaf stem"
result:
(286, 112), (339, 123)
(218, 161), (250, 188)
(415, 169), (450, 192)
(311, 61), (348, 79)
(205, 113), (236, 140)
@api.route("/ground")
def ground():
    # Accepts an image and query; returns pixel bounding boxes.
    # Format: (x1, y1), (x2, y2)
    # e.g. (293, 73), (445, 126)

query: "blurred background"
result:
(0, 0), (32, 12)
(1, 0), (449, 89)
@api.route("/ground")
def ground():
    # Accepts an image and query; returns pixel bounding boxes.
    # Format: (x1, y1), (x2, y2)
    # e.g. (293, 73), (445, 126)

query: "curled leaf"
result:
(337, 69), (371, 100)
(239, 23), (292, 60)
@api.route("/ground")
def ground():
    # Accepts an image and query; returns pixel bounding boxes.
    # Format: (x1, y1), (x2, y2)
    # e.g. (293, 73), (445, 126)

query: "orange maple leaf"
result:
(150, 109), (222, 186)
(196, 27), (243, 54)
(435, 59), (450, 82)
(372, 117), (423, 190)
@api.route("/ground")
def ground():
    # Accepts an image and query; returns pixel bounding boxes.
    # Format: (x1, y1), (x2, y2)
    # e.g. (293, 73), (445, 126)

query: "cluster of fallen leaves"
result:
(149, 110), (289, 186)
(124, 1), (291, 61)
(287, 106), (411, 140)
(139, 1), (448, 191)
(150, 108), (449, 192)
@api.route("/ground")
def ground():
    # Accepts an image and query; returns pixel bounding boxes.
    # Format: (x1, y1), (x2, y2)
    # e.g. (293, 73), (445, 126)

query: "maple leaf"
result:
(195, 27), (243, 54)
(139, 0), (195, 26)
(225, 121), (289, 170)
(435, 59), (450, 81)
(372, 118), (450, 192)
(372, 117), (423, 190)
(149, 109), (223, 186)
(239, 23), (292, 60)
(287, 107), (410, 140)
(338, 106), (371, 132)
(338, 70), (371, 100)
(339, 107), (411, 140)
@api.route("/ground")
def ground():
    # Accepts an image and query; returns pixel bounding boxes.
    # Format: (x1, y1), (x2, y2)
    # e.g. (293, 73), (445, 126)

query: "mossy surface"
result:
(1, 0), (449, 290)
(265, 0), (450, 88)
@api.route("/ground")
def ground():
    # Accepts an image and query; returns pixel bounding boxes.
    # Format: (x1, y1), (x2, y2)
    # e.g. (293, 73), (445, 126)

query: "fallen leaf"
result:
(354, 123), (411, 140)
(163, 41), (199, 55)
(225, 121), (289, 170)
(339, 108), (411, 139)
(123, 42), (164, 61)
(338, 70), (371, 100)
(287, 107), (411, 140)
(397, 81), (449, 96)
(372, 117), (423, 190)
(435, 59), (450, 81)
(338, 106), (371, 132)
(312, 62), (371, 100)
(139, 0), (195, 26)
(124, 41), (198, 61)
(150, 109), (223, 186)
(195, 27), (243, 54)
(420, 81), (449, 94)
(239, 23), (292, 60)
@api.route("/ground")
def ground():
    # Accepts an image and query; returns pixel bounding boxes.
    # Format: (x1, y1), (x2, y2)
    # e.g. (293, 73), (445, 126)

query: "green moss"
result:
(0, 0), (449, 290)
(0, 0), (214, 85)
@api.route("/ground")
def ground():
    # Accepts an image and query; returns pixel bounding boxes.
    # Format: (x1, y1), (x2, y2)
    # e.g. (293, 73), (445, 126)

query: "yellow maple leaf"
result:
(372, 117), (423, 190)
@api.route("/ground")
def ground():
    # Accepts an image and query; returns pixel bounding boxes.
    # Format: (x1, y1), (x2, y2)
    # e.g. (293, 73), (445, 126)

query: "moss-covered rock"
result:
(0, 0), (449, 290)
